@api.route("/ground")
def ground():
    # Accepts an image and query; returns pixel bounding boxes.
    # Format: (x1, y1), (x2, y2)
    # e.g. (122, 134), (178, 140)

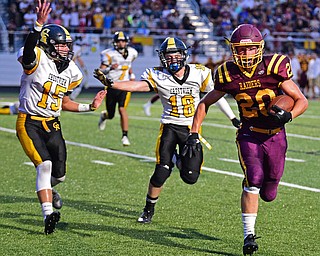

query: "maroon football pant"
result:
(236, 128), (287, 202)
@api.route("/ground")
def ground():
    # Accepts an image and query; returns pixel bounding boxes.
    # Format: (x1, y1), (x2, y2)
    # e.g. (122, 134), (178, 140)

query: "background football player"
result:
(69, 36), (88, 100)
(98, 31), (138, 146)
(94, 37), (240, 224)
(187, 24), (308, 255)
(16, 0), (106, 235)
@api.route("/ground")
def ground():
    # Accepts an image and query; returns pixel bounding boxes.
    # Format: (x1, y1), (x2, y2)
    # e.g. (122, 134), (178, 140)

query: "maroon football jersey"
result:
(214, 54), (293, 129)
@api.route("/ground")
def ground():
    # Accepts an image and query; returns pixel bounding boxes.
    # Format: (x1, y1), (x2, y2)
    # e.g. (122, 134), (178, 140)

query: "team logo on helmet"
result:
(39, 24), (74, 63)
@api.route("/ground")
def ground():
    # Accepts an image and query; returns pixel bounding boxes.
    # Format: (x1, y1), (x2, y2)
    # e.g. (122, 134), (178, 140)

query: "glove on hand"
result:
(90, 90), (107, 110)
(182, 133), (201, 158)
(93, 69), (114, 89)
(269, 105), (292, 126)
(231, 117), (241, 128)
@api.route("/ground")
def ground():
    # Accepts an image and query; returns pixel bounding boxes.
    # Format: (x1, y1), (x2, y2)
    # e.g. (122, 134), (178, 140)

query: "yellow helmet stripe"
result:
(167, 38), (176, 49)
(118, 31), (125, 40)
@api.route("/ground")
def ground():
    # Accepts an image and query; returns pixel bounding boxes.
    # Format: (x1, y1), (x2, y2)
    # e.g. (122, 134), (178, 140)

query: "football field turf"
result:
(0, 92), (319, 255)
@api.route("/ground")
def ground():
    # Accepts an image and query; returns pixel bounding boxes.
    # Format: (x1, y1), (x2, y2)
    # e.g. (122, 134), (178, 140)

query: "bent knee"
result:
(150, 164), (171, 187)
(180, 168), (200, 185)
(260, 190), (278, 202)
(260, 181), (280, 202)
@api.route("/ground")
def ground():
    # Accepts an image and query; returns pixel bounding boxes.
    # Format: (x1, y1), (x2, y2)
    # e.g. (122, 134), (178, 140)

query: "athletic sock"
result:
(42, 202), (53, 219)
(242, 213), (257, 239)
(145, 195), (158, 212)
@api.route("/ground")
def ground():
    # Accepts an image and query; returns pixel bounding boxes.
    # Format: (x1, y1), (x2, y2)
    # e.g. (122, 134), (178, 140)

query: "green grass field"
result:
(0, 92), (319, 256)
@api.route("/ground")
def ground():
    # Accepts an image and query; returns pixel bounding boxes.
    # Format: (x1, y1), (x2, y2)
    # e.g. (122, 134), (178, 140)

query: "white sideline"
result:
(1, 126), (319, 193)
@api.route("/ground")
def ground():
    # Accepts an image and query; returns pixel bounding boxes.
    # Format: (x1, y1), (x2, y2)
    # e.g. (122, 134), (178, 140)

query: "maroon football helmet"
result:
(229, 24), (264, 68)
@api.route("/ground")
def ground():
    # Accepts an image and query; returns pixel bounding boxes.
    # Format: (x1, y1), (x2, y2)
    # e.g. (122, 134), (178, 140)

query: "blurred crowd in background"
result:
(6, 0), (320, 40)
(4, 0), (320, 99)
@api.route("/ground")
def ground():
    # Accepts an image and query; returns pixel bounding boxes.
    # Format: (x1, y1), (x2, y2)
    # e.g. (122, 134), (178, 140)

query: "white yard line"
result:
(2, 125), (319, 193)
(128, 116), (320, 140)
(67, 141), (320, 193)
(219, 157), (305, 163)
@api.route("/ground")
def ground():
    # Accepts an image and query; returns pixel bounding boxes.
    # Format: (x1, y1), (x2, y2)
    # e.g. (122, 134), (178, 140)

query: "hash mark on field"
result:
(91, 160), (114, 166)
(24, 162), (34, 166)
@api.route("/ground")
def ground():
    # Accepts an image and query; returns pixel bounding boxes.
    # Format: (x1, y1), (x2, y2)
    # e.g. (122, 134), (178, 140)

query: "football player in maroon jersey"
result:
(186, 24), (308, 255)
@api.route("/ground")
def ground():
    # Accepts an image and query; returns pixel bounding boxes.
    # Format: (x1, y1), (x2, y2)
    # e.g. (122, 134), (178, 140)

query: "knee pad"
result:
(180, 147), (203, 185)
(36, 160), (52, 191)
(51, 175), (66, 186)
(150, 164), (172, 187)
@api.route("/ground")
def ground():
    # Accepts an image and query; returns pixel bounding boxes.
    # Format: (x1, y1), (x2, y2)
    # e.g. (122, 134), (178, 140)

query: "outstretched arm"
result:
(191, 89), (226, 133)
(93, 69), (151, 92)
(62, 90), (107, 112)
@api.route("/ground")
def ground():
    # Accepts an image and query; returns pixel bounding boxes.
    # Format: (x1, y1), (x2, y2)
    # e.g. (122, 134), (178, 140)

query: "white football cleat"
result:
(143, 102), (151, 116)
(121, 136), (131, 146)
(98, 111), (107, 130)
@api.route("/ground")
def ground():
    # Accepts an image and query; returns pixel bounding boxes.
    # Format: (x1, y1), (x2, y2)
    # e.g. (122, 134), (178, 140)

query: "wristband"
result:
(78, 104), (91, 112)
(34, 21), (43, 32)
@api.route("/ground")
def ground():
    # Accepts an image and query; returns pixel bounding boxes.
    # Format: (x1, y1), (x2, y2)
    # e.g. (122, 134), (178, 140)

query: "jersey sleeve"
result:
(266, 54), (293, 81)
(130, 47), (139, 62)
(213, 61), (236, 92)
(68, 62), (83, 91)
(100, 50), (111, 66)
(200, 66), (214, 93)
(141, 68), (158, 92)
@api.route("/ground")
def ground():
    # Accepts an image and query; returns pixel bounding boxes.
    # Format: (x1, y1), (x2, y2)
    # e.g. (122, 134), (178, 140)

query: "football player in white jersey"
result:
(98, 31), (138, 146)
(15, 0), (106, 235)
(94, 37), (240, 224)
(69, 37), (88, 100)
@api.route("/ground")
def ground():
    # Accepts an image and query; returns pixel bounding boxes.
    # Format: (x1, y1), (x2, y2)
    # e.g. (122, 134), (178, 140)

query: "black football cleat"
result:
(137, 208), (154, 224)
(44, 211), (61, 235)
(243, 234), (259, 255)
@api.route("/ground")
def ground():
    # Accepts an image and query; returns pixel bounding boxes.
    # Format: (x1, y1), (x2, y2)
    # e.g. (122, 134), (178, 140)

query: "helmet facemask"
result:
(52, 42), (74, 63)
(231, 41), (264, 69)
(158, 37), (189, 73)
(229, 24), (265, 69)
(160, 50), (187, 73)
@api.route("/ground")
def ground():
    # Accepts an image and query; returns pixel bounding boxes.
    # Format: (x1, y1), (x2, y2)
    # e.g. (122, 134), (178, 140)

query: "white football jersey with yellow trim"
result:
(100, 46), (138, 81)
(18, 47), (83, 117)
(141, 64), (213, 126)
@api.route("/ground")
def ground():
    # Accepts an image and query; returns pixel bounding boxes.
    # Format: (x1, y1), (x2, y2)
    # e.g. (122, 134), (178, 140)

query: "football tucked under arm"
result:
(267, 95), (294, 125)
(267, 95), (294, 113)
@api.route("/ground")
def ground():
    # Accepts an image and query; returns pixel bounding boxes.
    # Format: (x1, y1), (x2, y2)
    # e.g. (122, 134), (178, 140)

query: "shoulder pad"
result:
(215, 61), (237, 84)
(264, 54), (292, 79)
